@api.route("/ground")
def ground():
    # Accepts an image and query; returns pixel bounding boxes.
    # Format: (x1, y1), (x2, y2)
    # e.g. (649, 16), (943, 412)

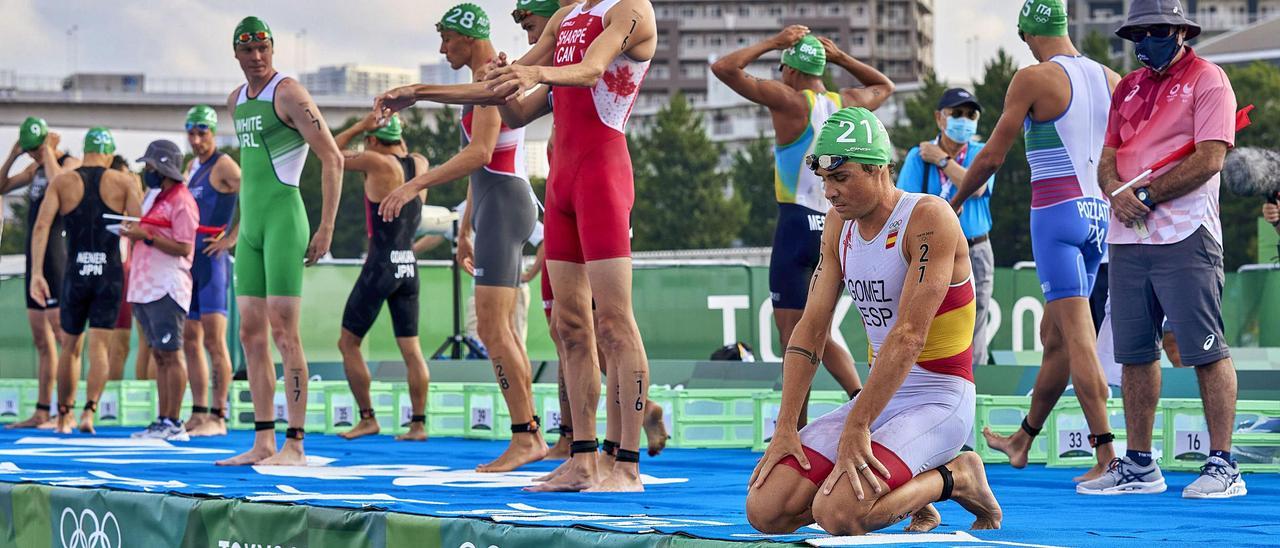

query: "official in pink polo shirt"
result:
(1082, 0), (1245, 500)
(120, 140), (200, 443)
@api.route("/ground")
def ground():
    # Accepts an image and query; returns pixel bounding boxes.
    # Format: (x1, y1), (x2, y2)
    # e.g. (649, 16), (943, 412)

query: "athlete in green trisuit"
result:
(216, 17), (343, 466)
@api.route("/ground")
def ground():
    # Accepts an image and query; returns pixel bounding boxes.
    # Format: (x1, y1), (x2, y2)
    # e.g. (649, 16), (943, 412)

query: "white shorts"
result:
(790, 366), (976, 488)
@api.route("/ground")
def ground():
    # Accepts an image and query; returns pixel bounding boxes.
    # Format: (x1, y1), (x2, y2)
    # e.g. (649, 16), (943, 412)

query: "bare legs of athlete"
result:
(982, 297), (1113, 481)
(8, 309), (60, 429)
(475, 285), (546, 472)
(746, 452), (1000, 535)
(543, 323), (573, 460)
(336, 330), (431, 441)
(217, 296), (308, 466)
(50, 327), (109, 434)
(184, 314), (232, 436)
(107, 327), (129, 381)
(774, 308), (863, 426)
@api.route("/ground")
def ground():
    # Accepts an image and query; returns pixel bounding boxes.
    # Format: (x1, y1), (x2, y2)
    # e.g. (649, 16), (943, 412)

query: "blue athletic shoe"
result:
(1076, 457), (1167, 495)
(1182, 457), (1247, 499)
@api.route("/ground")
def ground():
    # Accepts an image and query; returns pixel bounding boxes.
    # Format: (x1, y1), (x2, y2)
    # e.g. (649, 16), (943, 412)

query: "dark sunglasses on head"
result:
(185, 122), (211, 133)
(946, 108), (979, 120)
(512, 8), (533, 22)
(235, 30), (271, 45)
(1121, 24), (1177, 42)
(805, 154), (850, 172)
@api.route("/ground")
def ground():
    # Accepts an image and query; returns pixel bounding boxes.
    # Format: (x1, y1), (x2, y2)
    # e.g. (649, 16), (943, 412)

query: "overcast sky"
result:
(3, 0), (1038, 86)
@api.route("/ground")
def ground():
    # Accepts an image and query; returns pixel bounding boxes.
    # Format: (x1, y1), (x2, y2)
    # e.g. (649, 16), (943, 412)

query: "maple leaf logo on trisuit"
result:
(602, 65), (638, 102)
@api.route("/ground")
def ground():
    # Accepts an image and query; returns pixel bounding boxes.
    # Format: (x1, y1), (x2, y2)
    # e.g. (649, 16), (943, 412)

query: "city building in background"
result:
(1068, 0), (1280, 66)
(419, 61), (470, 86)
(1197, 14), (1280, 67)
(301, 64), (416, 97)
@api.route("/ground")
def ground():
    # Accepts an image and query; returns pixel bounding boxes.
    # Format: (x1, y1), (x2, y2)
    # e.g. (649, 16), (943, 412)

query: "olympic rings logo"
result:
(59, 507), (121, 548)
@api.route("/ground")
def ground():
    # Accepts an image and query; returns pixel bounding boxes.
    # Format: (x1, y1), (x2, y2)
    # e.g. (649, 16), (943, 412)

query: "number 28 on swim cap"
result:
(812, 107), (892, 169)
(438, 3), (491, 39)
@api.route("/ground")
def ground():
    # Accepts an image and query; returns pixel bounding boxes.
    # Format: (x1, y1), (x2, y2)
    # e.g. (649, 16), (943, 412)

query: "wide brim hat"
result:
(1116, 0), (1202, 40)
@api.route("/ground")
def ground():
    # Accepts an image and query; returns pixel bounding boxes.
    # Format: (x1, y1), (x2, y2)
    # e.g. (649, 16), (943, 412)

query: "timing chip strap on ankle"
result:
(511, 415), (542, 434)
(35, 403), (51, 412)
(1020, 417), (1042, 438)
(82, 400), (97, 413)
(1088, 432), (1115, 448)
(359, 408), (376, 420)
(601, 439), (619, 456)
(254, 421), (275, 431)
(570, 439), (598, 454)
(286, 427), (305, 440)
(410, 414), (426, 423)
(615, 449), (640, 463)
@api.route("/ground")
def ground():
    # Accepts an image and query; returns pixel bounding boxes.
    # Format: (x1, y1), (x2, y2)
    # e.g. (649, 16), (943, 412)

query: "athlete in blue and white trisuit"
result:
(949, 0), (1123, 483)
(181, 105), (241, 437)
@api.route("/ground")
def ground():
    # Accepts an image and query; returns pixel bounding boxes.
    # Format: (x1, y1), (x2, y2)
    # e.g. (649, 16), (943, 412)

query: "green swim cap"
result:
(1018, 0), (1068, 37)
(233, 16), (274, 48)
(781, 35), (827, 77)
(186, 105), (218, 132)
(515, 0), (560, 19)
(83, 127), (116, 155)
(813, 107), (892, 167)
(19, 117), (48, 152)
(371, 114), (403, 142)
(438, 3), (491, 39)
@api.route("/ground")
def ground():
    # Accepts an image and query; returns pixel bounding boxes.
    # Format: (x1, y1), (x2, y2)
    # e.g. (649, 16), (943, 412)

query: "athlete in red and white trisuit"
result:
(483, 0), (658, 492)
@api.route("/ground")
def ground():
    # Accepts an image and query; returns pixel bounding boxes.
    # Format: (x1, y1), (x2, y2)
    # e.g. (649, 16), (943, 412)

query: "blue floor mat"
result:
(0, 428), (1274, 546)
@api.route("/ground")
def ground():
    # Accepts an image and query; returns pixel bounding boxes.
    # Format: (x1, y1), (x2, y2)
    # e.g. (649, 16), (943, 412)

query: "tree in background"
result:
(729, 135), (776, 247)
(1221, 61), (1280, 268)
(891, 69), (949, 162)
(631, 93), (746, 250)
(1081, 31), (1125, 74)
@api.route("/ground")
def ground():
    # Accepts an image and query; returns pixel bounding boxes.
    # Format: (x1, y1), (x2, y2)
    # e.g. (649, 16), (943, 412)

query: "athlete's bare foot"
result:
(644, 401), (669, 457)
(339, 418), (381, 440)
(395, 422), (428, 442)
(904, 504), (941, 533)
(544, 436), (571, 460)
(535, 456), (573, 482)
(584, 461), (644, 492)
(36, 418), (57, 430)
(477, 432), (548, 473)
(6, 411), (52, 429)
(256, 439), (307, 466)
(187, 418), (228, 437)
(185, 414), (207, 431)
(982, 426), (1032, 469)
(77, 412), (96, 435)
(54, 413), (75, 434)
(947, 452), (1002, 530)
(216, 438), (277, 466)
(524, 453), (600, 492)
(1072, 444), (1115, 482)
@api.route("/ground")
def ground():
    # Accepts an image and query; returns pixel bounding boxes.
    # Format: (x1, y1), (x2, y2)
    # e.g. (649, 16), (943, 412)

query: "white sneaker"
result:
(1182, 457), (1247, 499)
(132, 421), (168, 439)
(163, 422), (190, 442)
(1076, 457), (1167, 495)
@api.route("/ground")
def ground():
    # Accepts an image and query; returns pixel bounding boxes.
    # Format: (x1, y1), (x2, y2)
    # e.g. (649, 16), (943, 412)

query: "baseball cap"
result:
(938, 88), (981, 111)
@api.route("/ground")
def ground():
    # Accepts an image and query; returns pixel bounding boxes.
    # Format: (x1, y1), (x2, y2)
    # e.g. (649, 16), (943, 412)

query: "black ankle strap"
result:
(1089, 432), (1115, 448)
(511, 415), (541, 434)
(1020, 417), (1042, 438)
(254, 421), (275, 431)
(615, 449), (640, 463)
(191, 405), (210, 415)
(570, 439), (598, 454)
(210, 407), (225, 419)
(359, 408), (376, 420)
(601, 439), (619, 456)
(560, 425), (573, 435)
(57, 403), (73, 416)
(286, 427), (305, 440)
(936, 465), (954, 502)
(82, 400), (97, 413)
(35, 403), (51, 412)
(410, 414), (426, 423)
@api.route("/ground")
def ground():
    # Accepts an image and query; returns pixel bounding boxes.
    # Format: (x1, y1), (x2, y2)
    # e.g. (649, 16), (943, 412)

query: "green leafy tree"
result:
(891, 69), (949, 163)
(631, 93), (746, 250)
(972, 48), (1033, 267)
(1080, 30), (1125, 74)
(1221, 61), (1280, 268)
(730, 135), (776, 247)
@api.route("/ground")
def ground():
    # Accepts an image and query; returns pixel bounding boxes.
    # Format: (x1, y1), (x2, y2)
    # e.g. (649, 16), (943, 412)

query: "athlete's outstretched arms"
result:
(816, 37), (895, 111)
(277, 79), (343, 266)
(378, 106), (499, 221)
(485, 0), (656, 100)
(709, 26), (810, 112)
(828, 197), (964, 500)
(749, 209), (845, 490)
(949, 70), (1038, 210)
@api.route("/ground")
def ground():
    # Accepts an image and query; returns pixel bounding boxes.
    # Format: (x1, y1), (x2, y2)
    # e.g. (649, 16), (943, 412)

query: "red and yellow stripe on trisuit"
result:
(916, 279), (976, 381)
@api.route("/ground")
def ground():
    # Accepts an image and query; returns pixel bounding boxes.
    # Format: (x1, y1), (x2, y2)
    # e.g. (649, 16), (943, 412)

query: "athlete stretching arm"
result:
(826, 198), (964, 499)
(485, 0), (656, 100)
(274, 80), (343, 265)
(377, 107), (500, 221)
(710, 26), (811, 116)
(817, 37), (895, 110)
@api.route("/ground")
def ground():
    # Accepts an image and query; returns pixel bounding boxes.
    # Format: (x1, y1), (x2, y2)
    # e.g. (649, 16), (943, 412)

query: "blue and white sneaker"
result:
(1076, 457), (1167, 495)
(1182, 457), (1247, 499)
(131, 421), (168, 439)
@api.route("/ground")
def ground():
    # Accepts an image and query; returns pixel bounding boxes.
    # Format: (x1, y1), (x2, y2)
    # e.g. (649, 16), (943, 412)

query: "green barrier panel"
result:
(1161, 398), (1280, 473)
(972, 395), (1050, 465)
(1045, 398), (1165, 469)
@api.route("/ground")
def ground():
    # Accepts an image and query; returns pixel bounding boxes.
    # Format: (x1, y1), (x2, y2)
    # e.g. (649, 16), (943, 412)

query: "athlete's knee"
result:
(337, 331), (362, 355)
(746, 489), (808, 534)
(203, 335), (229, 362)
(269, 324), (302, 356)
(475, 313), (512, 346)
(812, 495), (871, 536)
(594, 312), (639, 356)
(31, 331), (57, 356)
(238, 322), (267, 349)
(184, 322), (203, 347)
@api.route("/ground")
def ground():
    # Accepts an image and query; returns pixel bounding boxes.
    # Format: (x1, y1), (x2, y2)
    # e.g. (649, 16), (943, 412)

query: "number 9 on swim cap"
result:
(19, 116), (48, 152)
(437, 3), (491, 39)
(813, 107), (892, 167)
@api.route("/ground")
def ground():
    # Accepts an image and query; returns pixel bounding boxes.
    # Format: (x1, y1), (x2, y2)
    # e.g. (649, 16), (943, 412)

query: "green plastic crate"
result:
(226, 380), (329, 432)
(425, 382), (467, 437)
(668, 389), (760, 449)
(463, 384), (511, 440)
(752, 390), (849, 451)
(0, 379), (27, 422)
(1046, 398), (1164, 468)
(323, 381), (394, 435)
(973, 395), (1049, 464)
(1161, 398), (1280, 473)
(116, 380), (155, 426)
(531, 383), (562, 441)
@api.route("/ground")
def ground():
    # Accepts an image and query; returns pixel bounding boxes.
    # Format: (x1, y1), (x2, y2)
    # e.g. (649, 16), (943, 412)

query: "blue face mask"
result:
(944, 116), (977, 144)
(143, 169), (165, 189)
(1135, 34), (1181, 72)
